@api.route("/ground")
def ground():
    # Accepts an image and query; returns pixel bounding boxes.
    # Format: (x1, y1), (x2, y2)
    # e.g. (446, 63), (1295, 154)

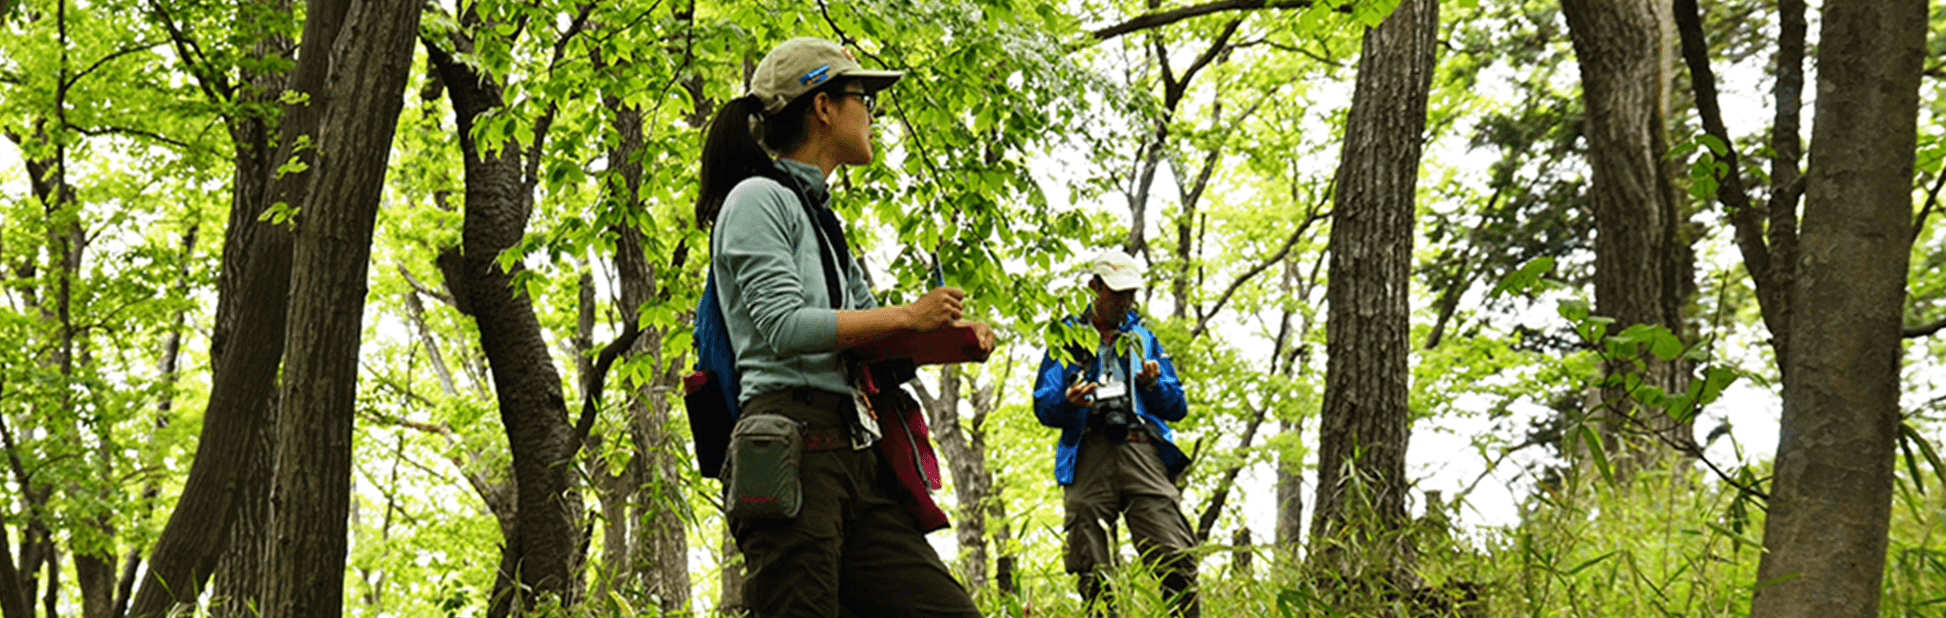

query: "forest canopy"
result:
(2, 0), (1944, 615)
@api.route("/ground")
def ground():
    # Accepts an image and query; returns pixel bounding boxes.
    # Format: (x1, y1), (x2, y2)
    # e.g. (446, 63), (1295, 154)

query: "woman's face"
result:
(823, 85), (876, 166)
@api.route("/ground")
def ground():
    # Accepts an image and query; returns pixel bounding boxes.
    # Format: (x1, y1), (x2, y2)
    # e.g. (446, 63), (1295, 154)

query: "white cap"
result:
(1088, 249), (1144, 292)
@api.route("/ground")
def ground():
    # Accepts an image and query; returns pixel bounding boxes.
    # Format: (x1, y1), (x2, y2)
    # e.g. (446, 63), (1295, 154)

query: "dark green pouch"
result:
(724, 414), (803, 520)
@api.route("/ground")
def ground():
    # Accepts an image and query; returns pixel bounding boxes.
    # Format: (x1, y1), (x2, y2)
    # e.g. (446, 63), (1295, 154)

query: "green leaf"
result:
(1698, 366), (1738, 406)
(1901, 423), (1946, 494)
(1898, 429), (1926, 495)
(1580, 424), (1615, 487)
(1649, 329), (1683, 361)
(1491, 255), (1554, 299)
(1703, 521), (1764, 551)
(1565, 550), (1620, 575)
(1557, 298), (1590, 323)
(1697, 133), (1727, 156)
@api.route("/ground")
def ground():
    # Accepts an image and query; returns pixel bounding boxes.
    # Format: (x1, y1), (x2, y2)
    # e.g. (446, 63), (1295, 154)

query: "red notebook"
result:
(854, 325), (991, 365)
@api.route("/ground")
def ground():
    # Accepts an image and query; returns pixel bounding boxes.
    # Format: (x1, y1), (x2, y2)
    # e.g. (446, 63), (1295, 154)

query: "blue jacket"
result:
(1033, 310), (1190, 485)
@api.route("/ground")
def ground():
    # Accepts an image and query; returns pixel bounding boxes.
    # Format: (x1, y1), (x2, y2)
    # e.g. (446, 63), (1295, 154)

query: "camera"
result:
(1088, 380), (1136, 442)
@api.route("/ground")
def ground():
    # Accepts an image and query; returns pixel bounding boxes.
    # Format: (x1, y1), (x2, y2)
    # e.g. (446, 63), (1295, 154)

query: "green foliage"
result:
(9, 0), (1946, 614)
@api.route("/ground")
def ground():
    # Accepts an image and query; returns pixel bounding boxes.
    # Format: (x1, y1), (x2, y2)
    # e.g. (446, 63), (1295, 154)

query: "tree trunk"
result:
(0, 528), (24, 618)
(210, 389), (276, 618)
(994, 512), (1018, 595)
(1562, 0), (1694, 474)
(719, 530), (746, 616)
(1275, 418), (1304, 552)
(1274, 255), (1310, 562)
(258, 0), (421, 614)
(605, 84), (691, 613)
(918, 366), (997, 589)
(1749, 0), (1926, 614)
(1309, 0), (1437, 583)
(75, 550), (112, 618)
(0, 410), (52, 618)
(205, 16), (291, 617)
(126, 0), (297, 612)
(425, 17), (583, 614)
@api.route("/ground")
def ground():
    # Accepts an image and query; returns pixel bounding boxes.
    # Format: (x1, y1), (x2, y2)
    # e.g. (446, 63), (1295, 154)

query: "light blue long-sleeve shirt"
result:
(712, 158), (876, 403)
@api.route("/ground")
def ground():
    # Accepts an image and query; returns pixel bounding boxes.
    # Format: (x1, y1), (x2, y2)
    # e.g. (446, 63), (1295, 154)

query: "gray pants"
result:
(1064, 430), (1200, 617)
(730, 389), (980, 618)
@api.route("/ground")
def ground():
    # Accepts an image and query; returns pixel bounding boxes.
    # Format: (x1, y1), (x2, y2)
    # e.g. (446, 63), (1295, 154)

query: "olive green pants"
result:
(730, 388), (980, 618)
(1065, 429), (1200, 618)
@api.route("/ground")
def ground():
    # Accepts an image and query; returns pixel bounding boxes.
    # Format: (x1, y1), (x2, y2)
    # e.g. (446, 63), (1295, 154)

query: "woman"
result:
(695, 36), (992, 617)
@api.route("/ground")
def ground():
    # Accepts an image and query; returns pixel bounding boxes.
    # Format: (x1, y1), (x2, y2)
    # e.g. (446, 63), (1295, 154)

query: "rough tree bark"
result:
(1749, 0), (1927, 614)
(258, 0), (421, 614)
(125, 0), (297, 611)
(915, 366), (999, 589)
(425, 10), (586, 613)
(1309, 0), (1437, 583)
(1562, 0), (1694, 473)
(598, 39), (693, 608)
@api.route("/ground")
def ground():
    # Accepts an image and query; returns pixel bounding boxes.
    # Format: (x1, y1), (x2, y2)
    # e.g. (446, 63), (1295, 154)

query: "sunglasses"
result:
(832, 90), (877, 115)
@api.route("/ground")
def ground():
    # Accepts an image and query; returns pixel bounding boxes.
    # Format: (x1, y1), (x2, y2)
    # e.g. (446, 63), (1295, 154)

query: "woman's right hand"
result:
(903, 286), (965, 332)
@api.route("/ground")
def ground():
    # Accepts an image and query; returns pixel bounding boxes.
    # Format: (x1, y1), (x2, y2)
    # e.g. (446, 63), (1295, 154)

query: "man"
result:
(1034, 248), (1199, 617)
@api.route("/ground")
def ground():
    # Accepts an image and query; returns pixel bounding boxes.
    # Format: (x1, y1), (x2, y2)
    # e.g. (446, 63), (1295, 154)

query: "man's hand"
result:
(902, 286), (964, 332)
(1137, 359), (1160, 389)
(1065, 381), (1097, 408)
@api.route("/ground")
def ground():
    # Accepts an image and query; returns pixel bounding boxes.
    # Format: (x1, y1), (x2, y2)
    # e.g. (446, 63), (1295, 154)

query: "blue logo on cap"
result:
(799, 64), (831, 86)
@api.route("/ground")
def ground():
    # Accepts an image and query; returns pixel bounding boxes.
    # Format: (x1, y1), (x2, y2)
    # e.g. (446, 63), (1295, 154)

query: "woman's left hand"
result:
(956, 320), (997, 353)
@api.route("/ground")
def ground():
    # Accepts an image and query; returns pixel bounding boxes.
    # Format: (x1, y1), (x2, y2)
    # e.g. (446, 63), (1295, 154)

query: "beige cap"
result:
(1088, 249), (1144, 292)
(751, 38), (904, 115)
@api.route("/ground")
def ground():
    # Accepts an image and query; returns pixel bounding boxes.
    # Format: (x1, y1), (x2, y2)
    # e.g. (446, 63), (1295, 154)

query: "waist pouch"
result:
(725, 414), (804, 520)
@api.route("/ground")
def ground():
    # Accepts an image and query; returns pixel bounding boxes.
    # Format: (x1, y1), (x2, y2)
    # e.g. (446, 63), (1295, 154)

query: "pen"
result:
(930, 251), (946, 289)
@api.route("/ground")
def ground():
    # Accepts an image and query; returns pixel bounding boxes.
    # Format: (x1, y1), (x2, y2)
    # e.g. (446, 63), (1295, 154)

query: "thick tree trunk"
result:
(206, 18), (291, 618)
(126, 0), (295, 612)
(1309, 0), (1437, 582)
(1749, 0), (1926, 614)
(258, 0), (421, 614)
(75, 553), (112, 618)
(426, 19), (583, 614)
(209, 389), (276, 618)
(1562, 0), (1694, 474)
(0, 528), (23, 618)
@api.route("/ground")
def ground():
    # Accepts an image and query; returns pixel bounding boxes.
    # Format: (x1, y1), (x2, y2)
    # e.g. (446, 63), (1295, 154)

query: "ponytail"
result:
(695, 78), (855, 229)
(697, 95), (769, 230)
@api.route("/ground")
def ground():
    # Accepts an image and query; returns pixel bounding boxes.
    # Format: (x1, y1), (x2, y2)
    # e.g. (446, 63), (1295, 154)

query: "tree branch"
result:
(1675, 0), (1791, 361)
(397, 264), (456, 307)
(1910, 168), (1945, 243)
(72, 126), (190, 150)
(64, 41), (166, 91)
(1092, 0), (1326, 41)
(1190, 194), (1326, 339)
(570, 320), (646, 453)
(1178, 18), (1243, 92)
(143, 0), (231, 103)
(1903, 314), (1946, 339)
(1193, 399), (1273, 542)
